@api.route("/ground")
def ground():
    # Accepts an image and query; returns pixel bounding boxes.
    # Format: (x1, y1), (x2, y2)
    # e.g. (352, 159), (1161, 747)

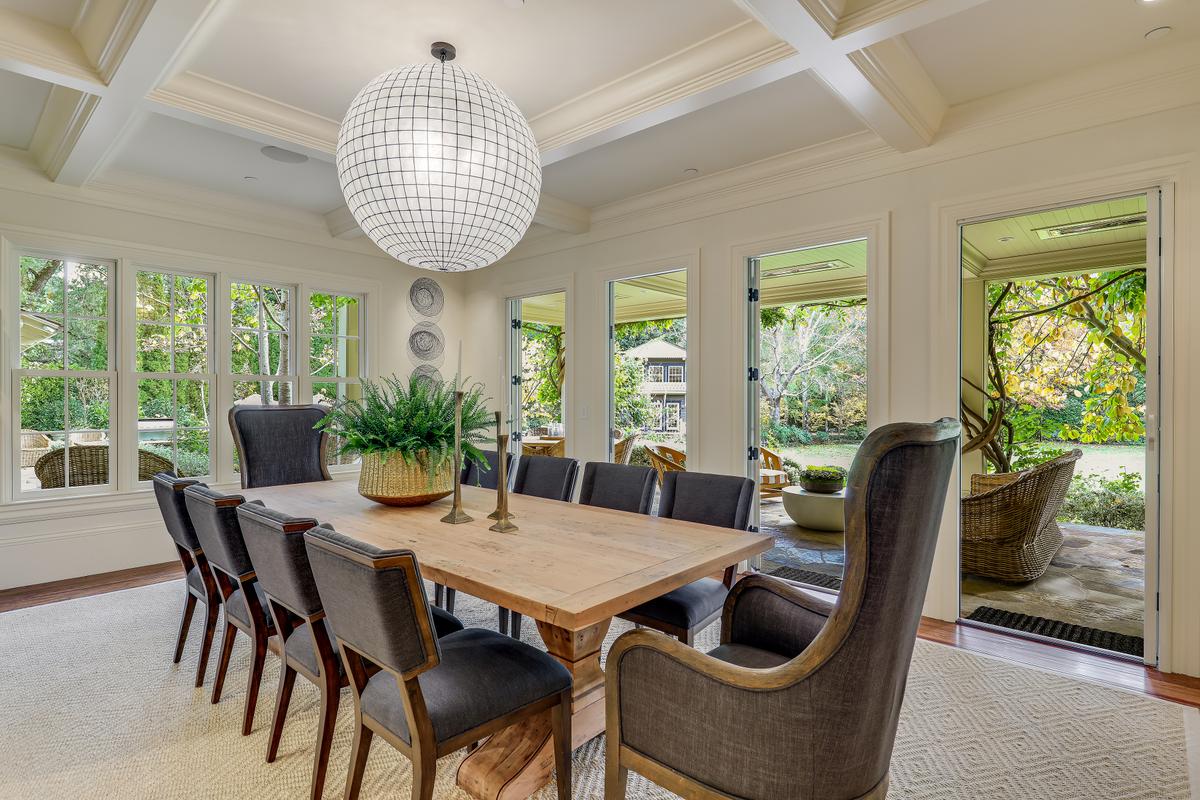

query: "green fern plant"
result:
(315, 374), (494, 472)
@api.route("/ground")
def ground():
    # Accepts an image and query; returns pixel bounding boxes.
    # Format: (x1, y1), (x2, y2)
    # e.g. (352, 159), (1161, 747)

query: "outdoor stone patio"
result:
(758, 498), (1145, 640)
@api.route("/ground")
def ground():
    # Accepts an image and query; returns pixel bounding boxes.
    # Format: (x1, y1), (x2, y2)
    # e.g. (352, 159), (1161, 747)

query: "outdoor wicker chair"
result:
(34, 446), (173, 488)
(20, 430), (52, 468)
(645, 443), (686, 485)
(613, 432), (638, 465)
(960, 449), (1082, 582)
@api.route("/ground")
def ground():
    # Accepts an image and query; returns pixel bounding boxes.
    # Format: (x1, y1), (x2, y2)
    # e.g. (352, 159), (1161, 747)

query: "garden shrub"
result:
(1059, 470), (1144, 531)
(142, 446), (210, 478)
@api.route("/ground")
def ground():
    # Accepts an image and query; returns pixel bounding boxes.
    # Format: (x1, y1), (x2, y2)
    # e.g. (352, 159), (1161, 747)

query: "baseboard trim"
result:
(0, 561), (181, 613)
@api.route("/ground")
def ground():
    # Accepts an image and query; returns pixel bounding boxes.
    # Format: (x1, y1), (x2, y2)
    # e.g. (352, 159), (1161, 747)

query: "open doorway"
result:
(958, 193), (1158, 661)
(507, 291), (567, 458)
(747, 238), (868, 590)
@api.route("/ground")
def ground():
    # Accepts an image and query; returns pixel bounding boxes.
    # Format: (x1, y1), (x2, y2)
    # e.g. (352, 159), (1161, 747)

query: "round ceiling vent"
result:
(260, 145), (310, 164)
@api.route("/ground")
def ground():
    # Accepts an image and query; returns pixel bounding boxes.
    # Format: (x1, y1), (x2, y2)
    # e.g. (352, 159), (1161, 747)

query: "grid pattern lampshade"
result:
(337, 63), (542, 272)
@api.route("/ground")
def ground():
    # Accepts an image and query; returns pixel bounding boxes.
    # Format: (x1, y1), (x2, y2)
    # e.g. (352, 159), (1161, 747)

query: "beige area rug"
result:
(0, 580), (1193, 800)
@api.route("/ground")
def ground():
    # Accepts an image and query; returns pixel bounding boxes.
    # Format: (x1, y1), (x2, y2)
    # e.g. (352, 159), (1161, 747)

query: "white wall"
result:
(0, 165), (466, 589)
(462, 104), (1200, 675)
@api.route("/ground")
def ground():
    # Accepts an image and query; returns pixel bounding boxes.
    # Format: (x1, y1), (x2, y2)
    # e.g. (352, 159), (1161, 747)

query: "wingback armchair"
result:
(605, 419), (959, 800)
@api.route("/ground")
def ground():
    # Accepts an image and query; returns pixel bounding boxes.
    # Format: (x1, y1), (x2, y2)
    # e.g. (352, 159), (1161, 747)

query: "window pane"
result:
(174, 275), (208, 325)
(232, 331), (288, 375)
(68, 378), (109, 432)
(337, 296), (360, 336)
(20, 257), (64, 315)
(230, 283), (259, 328)
(65, 261), (108, 318)
(310, 292), (335, 336)
(64, 435), (110, 488)
(260, 287), (290, 331)
(338, 338), (360, 378)
(66, 318), (108, 370)
(234, 380), (293, 405)
(174, 326), (208, 373)
(176, 429), (211, 478)
(138, 379), (173, 424)
(311, 335), (336, 377)
(177, 379), (210, 427)
(21, 376), (65, 432)
(20, 322), (63, 369)
(136, 271), (170, 322)
(314, 382), (361, 465)
(136, 323), (172, 372)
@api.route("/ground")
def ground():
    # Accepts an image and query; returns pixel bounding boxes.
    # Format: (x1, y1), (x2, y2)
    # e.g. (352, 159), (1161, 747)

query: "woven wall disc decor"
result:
(411, 364), (443, 384)
(408, 277), (444, 319)
(408, 321), (446, 364)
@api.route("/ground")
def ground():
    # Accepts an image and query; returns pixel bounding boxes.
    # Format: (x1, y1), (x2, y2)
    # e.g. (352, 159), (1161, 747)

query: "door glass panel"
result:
(510, 291), (567, 458)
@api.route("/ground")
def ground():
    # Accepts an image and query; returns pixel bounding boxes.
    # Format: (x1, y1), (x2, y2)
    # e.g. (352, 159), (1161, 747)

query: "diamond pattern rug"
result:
(0, 580), (1192, 799)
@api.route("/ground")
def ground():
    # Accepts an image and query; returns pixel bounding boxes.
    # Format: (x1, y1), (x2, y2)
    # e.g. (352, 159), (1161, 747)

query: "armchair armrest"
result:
(721, 573), (834, 657)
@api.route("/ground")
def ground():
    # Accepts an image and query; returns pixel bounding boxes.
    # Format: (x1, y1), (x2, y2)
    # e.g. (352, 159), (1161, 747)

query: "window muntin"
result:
(309, 292), (363, 467)
(16, 256), (114, 493)
(647, 364), (664, 382)
(667, 365), (684, 383)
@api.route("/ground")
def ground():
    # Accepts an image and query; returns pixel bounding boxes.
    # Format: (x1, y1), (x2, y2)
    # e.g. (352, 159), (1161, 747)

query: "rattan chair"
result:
(960, 449), (1082, 582)
(645, 443), (686, 485)
(34, 446), (172, 488)
(758, 446), (791, 498)
(613, 433), (638, 465)
(20, 430), (51, 468)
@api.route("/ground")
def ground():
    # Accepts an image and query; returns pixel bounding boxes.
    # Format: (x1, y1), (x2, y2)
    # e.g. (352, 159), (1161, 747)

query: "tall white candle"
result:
(499, 355), (506, 435)
(456, 339), (463, 387)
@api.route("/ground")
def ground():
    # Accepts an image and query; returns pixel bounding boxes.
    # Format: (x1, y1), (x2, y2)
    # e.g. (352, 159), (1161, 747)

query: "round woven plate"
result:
(411, 364), (443, 384)
(407, 277), (444, 319)
(407, 321), (445, 363)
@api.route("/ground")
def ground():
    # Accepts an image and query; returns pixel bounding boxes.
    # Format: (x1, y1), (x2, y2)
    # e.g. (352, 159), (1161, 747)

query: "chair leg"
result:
(680, 628), (694, 646)
(498, 607), (510, 636)
(173, 592), (197, 663)
(605, 737), (628, 800)
(444, 588), (456, 614)
(433, 583), (444, 608)
(266, 664), (296, 763)
(411, 745), (436, 800)
(511, 612), (523, 640)
(345, 723), (374, 800)
(194, 601), (220, 688)
(242, 633), (269, 736)
(310, 673), (340, 800)
(211, 621), (238, 704)
(551, 690), (573, 800)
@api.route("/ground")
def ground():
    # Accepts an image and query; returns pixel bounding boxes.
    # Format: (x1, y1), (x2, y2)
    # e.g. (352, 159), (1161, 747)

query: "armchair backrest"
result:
(658, 471), (754, 531)
(152, 472), (204, 552)
(184, 485), (254, 579)
(802, 418), (958, 796)
(462, 449), (512, 489)
(512, 454), (579, 501)
(237, 503), (322, 617)
(229, 404), (331, 489)
(304, 526), (441, 679)
(578, 462), (655, 515)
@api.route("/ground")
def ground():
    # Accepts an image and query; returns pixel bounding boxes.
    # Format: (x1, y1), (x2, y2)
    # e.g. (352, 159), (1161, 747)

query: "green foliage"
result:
(1009, 442), (1070, 472)
(612, 352), (653, 434)
(519, 322), (564, 429)
(613, 318), (686, 351)
(762, 423), (811, 447)
(142, 445), (209, 478)
(316, 375), (494, 472)
(798, 465), (846, 482)
(1060, 471), (1145, 531)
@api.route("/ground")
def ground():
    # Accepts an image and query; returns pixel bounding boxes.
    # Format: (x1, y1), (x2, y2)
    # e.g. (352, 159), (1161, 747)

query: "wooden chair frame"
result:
(604, 419), (960, 800)
(305, 535), (573, 800)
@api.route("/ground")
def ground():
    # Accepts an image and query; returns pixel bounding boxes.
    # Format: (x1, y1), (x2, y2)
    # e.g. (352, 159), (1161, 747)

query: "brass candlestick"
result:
(440, 390), (472, 525)
(489, 417), (518, 532)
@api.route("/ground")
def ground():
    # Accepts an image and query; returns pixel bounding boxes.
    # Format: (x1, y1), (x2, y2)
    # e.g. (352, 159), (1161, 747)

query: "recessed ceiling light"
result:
(1145, 25), (1172, 39)
(683, 167), (699, 176)
(243, 175), (259, 181)
(260, 145), (309, 164)
(997, 235), (1015, 243)
(1136, 0), (1164, 5)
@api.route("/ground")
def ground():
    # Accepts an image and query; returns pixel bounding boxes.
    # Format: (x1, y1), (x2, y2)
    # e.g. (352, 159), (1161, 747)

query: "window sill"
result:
(0, 468), (361, 525)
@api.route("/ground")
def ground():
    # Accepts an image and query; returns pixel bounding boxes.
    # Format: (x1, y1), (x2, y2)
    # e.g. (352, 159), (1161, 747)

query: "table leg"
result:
(456, 618), (612, 800)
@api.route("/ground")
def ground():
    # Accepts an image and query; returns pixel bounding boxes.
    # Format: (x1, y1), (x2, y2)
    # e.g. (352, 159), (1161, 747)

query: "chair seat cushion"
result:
(707, 643), (791, 669)
(623, 578), (729, 629)
(285, 618), (340, 676)
(431, 606), (465, 638)
(361, 628), (571, 744)
(224, 582), (270, 628)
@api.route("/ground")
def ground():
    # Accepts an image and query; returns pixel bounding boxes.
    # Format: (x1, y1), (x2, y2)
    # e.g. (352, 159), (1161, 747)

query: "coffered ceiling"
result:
(0, 0), (1194, 253)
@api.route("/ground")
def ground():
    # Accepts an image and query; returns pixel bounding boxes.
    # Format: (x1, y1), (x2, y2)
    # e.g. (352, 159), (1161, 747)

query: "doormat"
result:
(767, 566), (843, 591)
(965, 606), (1144, 657)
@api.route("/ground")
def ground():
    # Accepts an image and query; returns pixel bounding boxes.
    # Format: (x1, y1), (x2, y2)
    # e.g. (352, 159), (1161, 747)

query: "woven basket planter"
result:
(358, 452), (454, 506)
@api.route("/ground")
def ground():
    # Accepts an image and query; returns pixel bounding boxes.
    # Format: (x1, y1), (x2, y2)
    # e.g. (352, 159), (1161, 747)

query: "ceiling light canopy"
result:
(336, 42), (542, 272)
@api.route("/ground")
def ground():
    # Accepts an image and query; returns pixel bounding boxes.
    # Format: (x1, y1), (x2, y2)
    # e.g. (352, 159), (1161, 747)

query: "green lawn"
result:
(776, 441), (1145, 481)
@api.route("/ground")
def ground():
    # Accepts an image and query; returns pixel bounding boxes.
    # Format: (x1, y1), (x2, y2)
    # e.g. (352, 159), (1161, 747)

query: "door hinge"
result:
(748, 524), (759, 533)
(748, 367), (760, 381)
(748, 287), (760, 303)
(511, 318), (521, 329)
(747, 446), (759, 460)
(512, 431), (523, 442)
(510, 375), (522, 386)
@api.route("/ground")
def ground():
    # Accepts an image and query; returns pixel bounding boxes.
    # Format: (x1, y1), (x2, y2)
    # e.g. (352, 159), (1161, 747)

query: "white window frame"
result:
(306, 289), (366, 472)
(10, 250), (118, 501)
(665, 401), (682, 432)
(667, 364), (684, 383)
(647, 364), (664, 382)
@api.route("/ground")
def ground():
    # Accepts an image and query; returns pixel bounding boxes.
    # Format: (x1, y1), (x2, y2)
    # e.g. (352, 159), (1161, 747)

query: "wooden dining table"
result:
(243, 479), (772, 800)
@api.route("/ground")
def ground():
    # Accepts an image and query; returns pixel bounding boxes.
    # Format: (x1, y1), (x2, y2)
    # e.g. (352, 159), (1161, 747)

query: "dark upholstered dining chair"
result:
(229, 404), (331, 489)
(578, 462), (656, 515)
(303, 526), (573, 800)
(435, 449), (516, 614)
(497, 454), (581, 639)
(237, 504), (465, 800)
(152, 473), (222, 687)
(617, 470), (755, 645)
(605, 419), (960, 800)
(183, 485), (277, 736)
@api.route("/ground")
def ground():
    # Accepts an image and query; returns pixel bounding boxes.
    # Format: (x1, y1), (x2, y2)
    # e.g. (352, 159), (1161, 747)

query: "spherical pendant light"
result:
(337, 43), (541, 272)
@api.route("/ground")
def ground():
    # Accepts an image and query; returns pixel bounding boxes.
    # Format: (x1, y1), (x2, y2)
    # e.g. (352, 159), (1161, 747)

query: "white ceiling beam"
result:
(37, 0), (222, 186)
(324, 206), (362, 240)
(0, 8), (104, 93)
(738, 0), (953, 151)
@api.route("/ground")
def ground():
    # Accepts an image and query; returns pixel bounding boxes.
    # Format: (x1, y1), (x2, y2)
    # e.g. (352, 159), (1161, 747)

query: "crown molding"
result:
(147, 71), (341, 159)
(499, 42), (1200, 265)
(976, 240), (1147, 283)
(30, 86), (100, 180)
(793, 0), (844, 37)
(960, 240), (986, 277)
(765, 275), (868, 305)
(73, 0), (153, 84)
(0, 7), (104, 93)
(530, 21), (792, 154)
(846, 37), (945, 146)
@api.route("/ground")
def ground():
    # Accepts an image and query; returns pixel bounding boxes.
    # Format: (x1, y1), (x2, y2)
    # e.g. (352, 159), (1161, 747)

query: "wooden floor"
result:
(4, 562), (1199, 707)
